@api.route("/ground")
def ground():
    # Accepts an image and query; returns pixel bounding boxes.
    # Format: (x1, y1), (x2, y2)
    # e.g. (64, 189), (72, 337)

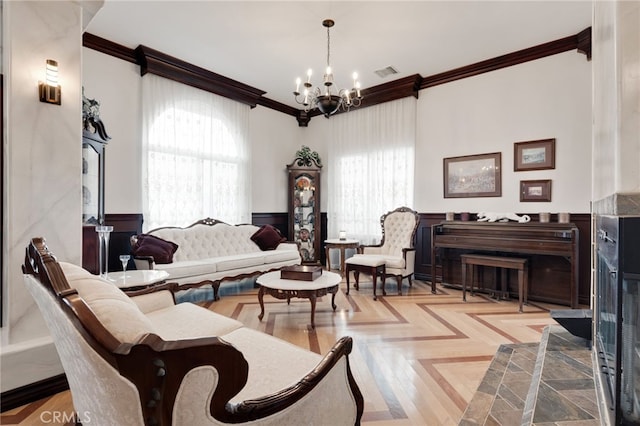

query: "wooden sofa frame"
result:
(23, 237), (363, 425)
(131, 218), (301, 300)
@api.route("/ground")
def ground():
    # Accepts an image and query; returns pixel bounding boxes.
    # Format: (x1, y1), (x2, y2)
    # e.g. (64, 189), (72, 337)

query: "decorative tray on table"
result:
(280, 265), (322, 281)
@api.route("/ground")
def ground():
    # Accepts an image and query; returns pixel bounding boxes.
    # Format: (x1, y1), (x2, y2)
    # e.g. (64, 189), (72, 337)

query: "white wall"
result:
(1, 1), (85, 392)
(415, 51), (592, 214)
(592, 1), (640, 203)
(249, 106), (304, 213)
(87, 48), (592, 220)
(83, 50), (309, 217)
(82, 48), (142, 214)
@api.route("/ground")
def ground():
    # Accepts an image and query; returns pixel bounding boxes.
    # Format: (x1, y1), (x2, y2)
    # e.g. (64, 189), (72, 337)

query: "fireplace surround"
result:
(595, 215), (640, 425)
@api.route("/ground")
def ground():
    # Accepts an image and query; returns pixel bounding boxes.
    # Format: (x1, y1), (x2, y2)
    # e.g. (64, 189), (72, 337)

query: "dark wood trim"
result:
(420, 29), (591, 90)
(576, 27), (592, 60)
(255, 97), (299, 118)
(83, 27), (591, 127)
(83, 214), (143, 274)
(252, 212), (289, 239)
(0, 374), (69, 412)
(82, 32), (137, 64)
(135, 45), (266, 108)
(306, 74), (422, 121)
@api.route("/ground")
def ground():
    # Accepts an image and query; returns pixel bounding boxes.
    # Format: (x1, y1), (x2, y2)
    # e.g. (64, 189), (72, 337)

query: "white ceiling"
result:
(85, 1), (592, 109)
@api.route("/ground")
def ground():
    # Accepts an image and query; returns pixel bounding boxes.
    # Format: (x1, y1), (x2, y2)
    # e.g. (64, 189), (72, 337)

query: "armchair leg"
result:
(353, 271), (360, 291)
(396, 276), (402, 295)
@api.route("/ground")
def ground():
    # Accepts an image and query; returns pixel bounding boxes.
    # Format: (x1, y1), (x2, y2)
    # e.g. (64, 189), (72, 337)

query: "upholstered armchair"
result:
(346, 207), (420, 297)
(22, 237), (363, 426)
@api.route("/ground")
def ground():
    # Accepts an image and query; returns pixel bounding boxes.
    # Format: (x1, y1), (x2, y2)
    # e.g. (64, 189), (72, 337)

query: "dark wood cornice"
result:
(255, 96), (299, 117)
(576, 27), (592, 60)
(361, 73), (422, 105)
(83, 27), (591, 126)
(135, 45), (266, 108)
(420, 27), (592, 90)
(305, 74), (423, 122)
(82, 33), (136, 64)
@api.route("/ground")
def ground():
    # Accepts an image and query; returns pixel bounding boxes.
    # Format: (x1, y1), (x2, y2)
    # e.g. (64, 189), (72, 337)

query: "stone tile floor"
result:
(459, 325), (601, 425)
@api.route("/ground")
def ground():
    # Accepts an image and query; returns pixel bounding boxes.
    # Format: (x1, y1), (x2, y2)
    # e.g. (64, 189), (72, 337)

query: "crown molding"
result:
(83, 33), (136, 63)
(134, 45), (266, 108)
(83, 26), (591, 126)
(305, 74), (423, 121)
(421, 27), (591, 90)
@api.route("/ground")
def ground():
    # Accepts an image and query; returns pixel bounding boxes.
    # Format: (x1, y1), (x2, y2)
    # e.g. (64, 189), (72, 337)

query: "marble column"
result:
(1, 0), (90, 392)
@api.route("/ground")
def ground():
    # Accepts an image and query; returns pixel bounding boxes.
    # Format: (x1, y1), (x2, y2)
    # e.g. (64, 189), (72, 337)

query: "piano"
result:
(431, 221), (579, 308)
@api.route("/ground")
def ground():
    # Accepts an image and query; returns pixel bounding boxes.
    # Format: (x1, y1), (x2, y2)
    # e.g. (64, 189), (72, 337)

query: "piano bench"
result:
(460, 254), (529, 313)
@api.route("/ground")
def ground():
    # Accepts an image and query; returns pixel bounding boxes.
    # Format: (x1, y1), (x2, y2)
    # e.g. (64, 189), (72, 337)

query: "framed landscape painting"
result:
(520, 179), (552, 202)
(514, 138), (555, 171)
(443, 152), (502, 198)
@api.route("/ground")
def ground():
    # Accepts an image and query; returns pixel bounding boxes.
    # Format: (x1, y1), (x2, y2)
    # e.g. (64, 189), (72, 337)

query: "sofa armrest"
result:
(114, 334), (250, 426)
(133, 255), (154, 270)
(116, 334), (363, 425)
(402, 247), (416, 274)
(276, 241), (298, 250)
(228, 336), (363, 424)
(129, 288), (177, 313)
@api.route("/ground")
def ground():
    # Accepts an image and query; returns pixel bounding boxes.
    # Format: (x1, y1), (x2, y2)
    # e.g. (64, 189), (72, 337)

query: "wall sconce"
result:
(39, 59), (61, 105)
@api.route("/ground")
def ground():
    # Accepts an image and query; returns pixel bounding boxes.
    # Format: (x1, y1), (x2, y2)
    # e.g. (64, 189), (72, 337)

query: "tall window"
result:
(142, 75), (251, 230)
(327, 97), (416, 244)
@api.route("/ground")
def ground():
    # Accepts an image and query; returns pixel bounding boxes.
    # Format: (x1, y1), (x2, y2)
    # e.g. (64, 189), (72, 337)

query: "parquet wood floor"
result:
(1, 278), (566, 426)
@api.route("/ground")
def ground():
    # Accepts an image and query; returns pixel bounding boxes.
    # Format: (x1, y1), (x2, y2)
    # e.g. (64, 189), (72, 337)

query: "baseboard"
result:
(0, 374), (68, 412)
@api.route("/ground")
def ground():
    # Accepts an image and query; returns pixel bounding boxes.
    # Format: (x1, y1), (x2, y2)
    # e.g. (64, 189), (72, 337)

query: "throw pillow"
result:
(132, 234), (179, 264)
(251, 225), (286, 251)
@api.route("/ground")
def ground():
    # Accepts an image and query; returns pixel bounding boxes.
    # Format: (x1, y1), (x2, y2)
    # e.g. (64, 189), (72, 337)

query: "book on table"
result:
(280, 265), (322, 281)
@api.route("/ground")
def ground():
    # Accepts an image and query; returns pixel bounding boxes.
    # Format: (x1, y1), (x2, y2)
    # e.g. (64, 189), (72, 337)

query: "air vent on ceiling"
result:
(374, 66), (399, 78)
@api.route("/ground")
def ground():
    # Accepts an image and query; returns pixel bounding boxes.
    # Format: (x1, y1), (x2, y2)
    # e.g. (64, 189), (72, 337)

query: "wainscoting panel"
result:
(82, 214), (144, 274)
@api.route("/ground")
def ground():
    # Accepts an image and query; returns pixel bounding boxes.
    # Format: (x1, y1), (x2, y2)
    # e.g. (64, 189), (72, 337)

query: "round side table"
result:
(324, 239), (360, 277)
(105, 269), (170, 291)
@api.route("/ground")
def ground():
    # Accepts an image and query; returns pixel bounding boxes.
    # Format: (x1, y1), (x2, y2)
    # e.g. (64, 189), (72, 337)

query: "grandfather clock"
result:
(287, 147), (322, 264)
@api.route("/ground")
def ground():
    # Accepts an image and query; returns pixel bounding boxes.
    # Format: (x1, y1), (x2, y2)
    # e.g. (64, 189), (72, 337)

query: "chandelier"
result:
(293, 19), (362, 117)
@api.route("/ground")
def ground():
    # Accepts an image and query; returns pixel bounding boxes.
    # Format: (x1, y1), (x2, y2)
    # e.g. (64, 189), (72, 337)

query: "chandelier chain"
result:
(326, 26), (331, 68)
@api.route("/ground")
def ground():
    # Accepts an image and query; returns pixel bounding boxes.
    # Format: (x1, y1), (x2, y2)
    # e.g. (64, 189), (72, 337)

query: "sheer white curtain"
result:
(327, 97), (416, 244)
(141, 74), (251, 230)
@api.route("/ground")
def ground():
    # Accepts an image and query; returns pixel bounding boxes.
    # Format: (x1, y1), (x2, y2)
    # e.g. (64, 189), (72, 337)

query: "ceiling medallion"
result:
(293, 19), (363, 118)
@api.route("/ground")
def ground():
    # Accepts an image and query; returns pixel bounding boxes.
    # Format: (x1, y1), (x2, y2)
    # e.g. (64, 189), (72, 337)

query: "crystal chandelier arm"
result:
(292, 19), (362, 118)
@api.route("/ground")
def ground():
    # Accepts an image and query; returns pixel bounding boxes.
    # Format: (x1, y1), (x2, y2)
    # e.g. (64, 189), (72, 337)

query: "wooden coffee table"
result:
(256, 270), (341, 328)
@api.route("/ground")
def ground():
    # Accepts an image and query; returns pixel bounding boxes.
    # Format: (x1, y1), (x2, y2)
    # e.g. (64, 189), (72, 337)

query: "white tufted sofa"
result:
(23, 237), (363, 425)
(132, 219), (301, 301)
(346, 207), (420, 296)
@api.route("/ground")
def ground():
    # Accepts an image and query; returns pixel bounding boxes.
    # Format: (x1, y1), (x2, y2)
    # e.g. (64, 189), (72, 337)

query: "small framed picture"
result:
(514, 138), (555, 171)
(520, 179), (552, 202)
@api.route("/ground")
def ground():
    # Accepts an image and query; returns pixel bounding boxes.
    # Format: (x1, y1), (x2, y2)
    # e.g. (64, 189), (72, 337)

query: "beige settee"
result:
(132, 218), (301, 301)
(23, 237), (364, 425)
